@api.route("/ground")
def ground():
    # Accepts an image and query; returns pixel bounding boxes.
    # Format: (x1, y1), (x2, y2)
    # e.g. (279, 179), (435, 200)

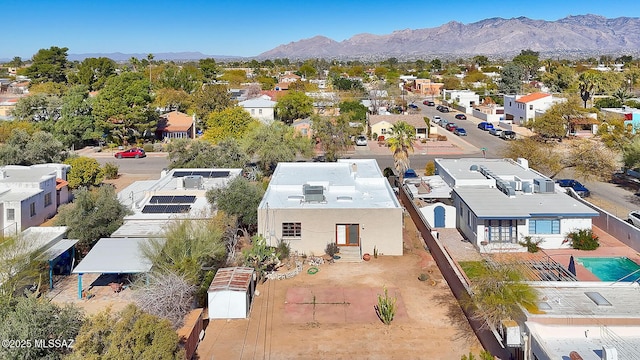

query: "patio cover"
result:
(36, 239), (78, 262)
(73, 237), (162, 274)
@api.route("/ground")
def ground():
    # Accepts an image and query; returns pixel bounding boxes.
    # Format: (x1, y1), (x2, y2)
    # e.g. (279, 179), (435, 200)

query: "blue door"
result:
(434, 206), (445, 227)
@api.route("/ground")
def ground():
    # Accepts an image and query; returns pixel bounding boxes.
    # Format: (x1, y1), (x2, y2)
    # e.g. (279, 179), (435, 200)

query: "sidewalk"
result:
(74, 146), (168, 158)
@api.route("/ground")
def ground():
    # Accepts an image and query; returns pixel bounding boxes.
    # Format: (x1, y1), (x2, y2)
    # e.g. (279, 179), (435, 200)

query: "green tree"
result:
(243, 122), (314, 172)
(0, 129), (66, 166)
(73, 57), (116, 90)
(332, 77), (364, 91)
(219, 69), (247, 86)
(339, 100), (368, 122)
(274, 91), (314, 124)
(152, 87), (191, 113)
(11, 93), (63, 123)
(28, 81), (68, 96)
(541, 65), (576, 93)
(0, 236), (46, 304)
(141, 219), (227, 284)
(54, 85), (101, 148)
(190, 83), (233, 120)
(597, 115), (631, 151)
(530, 96), (584, 138)
(387, 121), (415, 182)
(0, 121), (34, 144)
(24, 46), (69, 84)
(622, 137), (640, 170)
(463, 261), (538, 330)
(512, 49), (540, 80)
(311, 114), (353, 162)
(167, 138), (249, 169)
(69, 304), (183, 360)
(578, 70), (601, 107)
(0, 296), (83, 360)
(92, 72), (155, 145)
(54, 185), (130, 252)
(7, 56), (23, 67)
(199, 58), (219, 83)
(202, 106), (258, 143)
(499, 63), (524, 94)
(157, 63), (202, 93)
(206, 177), (264, 230)
(64, 156), (105, 189)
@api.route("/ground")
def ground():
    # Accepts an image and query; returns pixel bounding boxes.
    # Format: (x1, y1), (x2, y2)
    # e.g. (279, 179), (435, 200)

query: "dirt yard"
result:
(196, 214), (483, 360)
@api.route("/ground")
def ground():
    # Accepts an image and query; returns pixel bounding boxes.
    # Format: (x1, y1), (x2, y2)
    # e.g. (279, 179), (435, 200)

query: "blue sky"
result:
(3, 0), (639, 60)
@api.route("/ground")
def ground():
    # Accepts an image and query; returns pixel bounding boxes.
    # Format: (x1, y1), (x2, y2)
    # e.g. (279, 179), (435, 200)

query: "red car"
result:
(454, 114), (467, 120)
(445, 123), (458, 131)
(114, 147), (146, 159)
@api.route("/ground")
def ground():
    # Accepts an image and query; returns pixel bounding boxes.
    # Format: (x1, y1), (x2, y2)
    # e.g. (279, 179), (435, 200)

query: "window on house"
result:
(251, 109), (255, 115)
(7, 209), (15, 221)
(529, 219), (560, 234)
(44, 192), (52, 207)
(259, 109), (263, 115)
(529, 105), (533, 110)
(30, 202), (36, 217)
(488, 220), (517, 243)
(282, 222), (301, 238)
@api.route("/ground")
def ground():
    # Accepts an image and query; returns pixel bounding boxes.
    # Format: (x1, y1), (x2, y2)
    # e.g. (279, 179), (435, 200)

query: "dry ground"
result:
(196, 214), (483, 360)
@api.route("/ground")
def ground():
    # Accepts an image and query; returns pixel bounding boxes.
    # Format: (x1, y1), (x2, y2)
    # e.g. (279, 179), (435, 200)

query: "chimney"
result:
(351, 163), (358, 178)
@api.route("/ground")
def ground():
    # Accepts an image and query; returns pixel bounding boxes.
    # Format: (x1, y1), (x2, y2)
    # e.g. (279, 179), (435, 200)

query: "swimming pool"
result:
(577, 257), (640, 282)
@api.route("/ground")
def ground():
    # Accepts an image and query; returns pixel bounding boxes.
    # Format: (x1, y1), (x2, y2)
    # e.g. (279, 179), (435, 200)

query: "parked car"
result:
(408, 103), (419, 110)
(437, 118), (449, 127)
(404, 169), (418, 178)
(438, 106), (450, 113)
(114, 147), (146, 159)
(556, 179), (590, 197)
(432, 115), (441, 123)
(500, 130), (516, 140)
(355, 135), (367, 146)
(445, 123), (458, 131)
(454, 128), (467, 136)
(477, 122), (494, 131)
(454, 114), (467, 120)
(425, 100), (435, 106)
(628, 210), (640, 228)
(489, 128), (503, 136)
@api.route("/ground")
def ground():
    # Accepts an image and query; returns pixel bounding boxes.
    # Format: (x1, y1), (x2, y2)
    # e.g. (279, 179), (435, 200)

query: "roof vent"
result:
(303, 184), (325, 203)
(287, 195), (304, 201)
(469, 165), (479, 172)
(336, 196), (352, 202)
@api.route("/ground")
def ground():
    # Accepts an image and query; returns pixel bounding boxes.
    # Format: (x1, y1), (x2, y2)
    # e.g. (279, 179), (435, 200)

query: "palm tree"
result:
(387, 121), (415, 182)
(612, 88), (632, 106)
(129, 57), (140, 72)
(578, 71), (600, 108)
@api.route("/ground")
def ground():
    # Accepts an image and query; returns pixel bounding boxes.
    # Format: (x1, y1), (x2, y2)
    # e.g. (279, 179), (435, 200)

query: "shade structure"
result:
(568, 255), (576, 276)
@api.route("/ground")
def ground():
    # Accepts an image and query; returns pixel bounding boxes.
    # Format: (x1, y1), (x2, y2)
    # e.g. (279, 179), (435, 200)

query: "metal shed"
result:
(207, 267), (256, 319)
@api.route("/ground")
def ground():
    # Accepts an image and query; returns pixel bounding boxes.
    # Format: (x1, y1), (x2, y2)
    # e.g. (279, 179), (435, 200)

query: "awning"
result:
(36, 239), (78, 262)
(72, 237), (164, 274)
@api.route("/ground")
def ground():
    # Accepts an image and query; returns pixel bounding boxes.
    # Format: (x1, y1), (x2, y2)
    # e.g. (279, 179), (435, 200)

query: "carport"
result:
(72, 237), (162, 299)
(36, 239), (78, 289)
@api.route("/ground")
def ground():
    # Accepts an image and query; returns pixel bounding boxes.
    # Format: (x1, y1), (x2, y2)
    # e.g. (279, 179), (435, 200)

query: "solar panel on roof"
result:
(142, 204), (191, 213)
(172, 170), (230, 178)
(149, 195), (196, 204)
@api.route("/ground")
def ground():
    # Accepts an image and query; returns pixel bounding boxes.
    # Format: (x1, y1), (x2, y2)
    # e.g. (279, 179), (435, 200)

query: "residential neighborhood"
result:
(3, 22), (640, 360)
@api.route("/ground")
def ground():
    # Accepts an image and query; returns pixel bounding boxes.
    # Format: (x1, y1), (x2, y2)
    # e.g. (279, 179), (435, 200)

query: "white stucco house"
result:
(442, 89), (480, 111)
(257, 159), (403, 259)
(238, 95), (276, 124)
(503, 93), (557, 125)
(0, 164), (71, 236)
(434, 158), (598, 253)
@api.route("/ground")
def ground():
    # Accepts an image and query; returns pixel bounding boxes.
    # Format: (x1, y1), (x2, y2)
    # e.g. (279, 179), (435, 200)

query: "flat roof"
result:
(404, 176), (452, 199)
(526, 282), (640, 322)
(72, 238), (162, 274)
(0, 164), (67, 184)
(36, 239), (78, 261)
(259, 159), (401, 210)
(454, 187), (598, 219)
(110, 220), (170, 238)
(527, 322), (640, 359)
(436, 158), (541, 182)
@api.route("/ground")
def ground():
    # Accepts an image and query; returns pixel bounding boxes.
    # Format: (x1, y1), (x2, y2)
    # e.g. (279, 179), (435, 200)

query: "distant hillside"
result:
(66, 52), (242, 62)
(257, 14), (640, 60)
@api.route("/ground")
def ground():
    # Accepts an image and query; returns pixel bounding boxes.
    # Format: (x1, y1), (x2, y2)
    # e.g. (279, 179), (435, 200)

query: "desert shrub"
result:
(153, 143), (165, 152)
(518, 236), (542, 253)
(567, 229), (600, 250)
(437, 135), (447, 141)
(418, 273), (429, 281)
(375, 286), (397, 325)
(143, 143), (154, 152)
(102, 162), (119, 179)
(196, 270), (215, 307)
(424, 161), (436, 176)
(325, 242), (339, 257)
(276, 240), (291, 260)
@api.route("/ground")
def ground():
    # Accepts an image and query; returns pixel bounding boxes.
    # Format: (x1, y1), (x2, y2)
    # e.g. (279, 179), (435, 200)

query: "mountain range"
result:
(257, 14), (640, 60)
(15, 14), (640, 63)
